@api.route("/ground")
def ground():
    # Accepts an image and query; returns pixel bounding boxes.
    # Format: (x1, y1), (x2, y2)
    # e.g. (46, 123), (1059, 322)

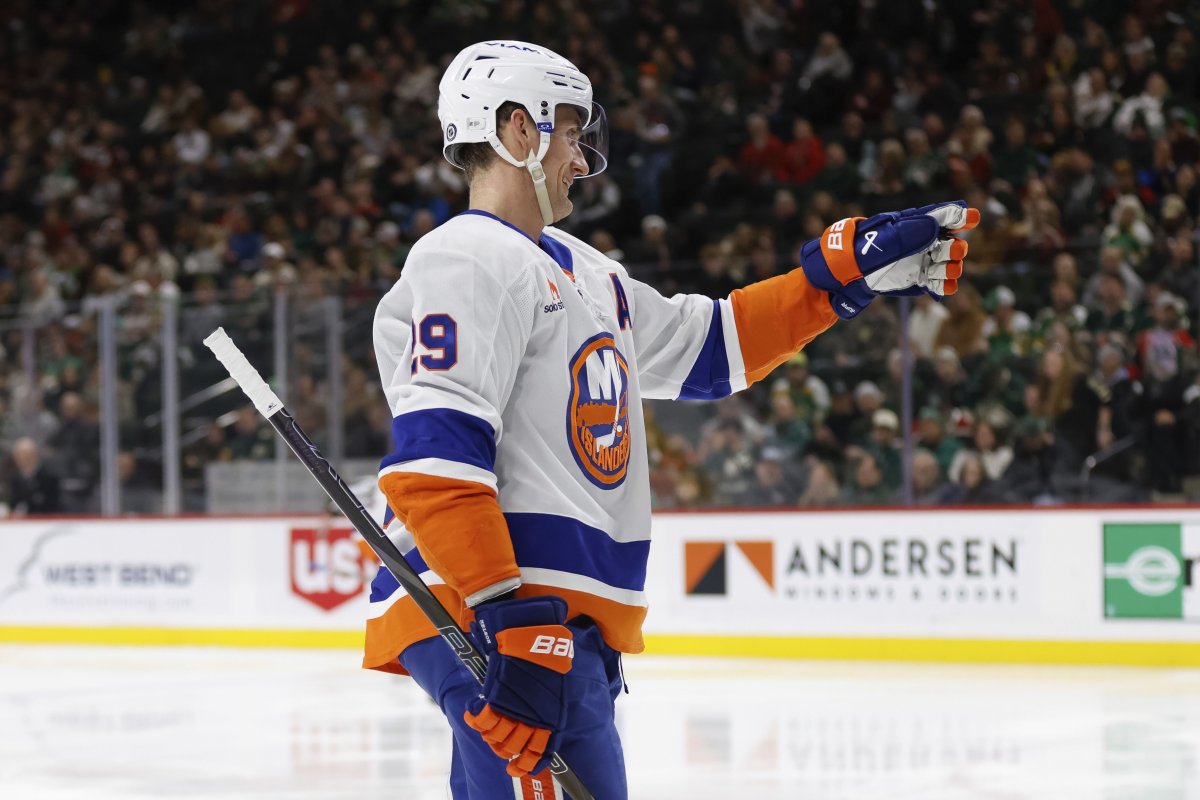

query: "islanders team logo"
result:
(566, 333), (631, 489)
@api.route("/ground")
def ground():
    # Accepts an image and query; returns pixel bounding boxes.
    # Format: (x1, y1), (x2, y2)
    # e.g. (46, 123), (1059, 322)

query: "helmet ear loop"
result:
(522, 132), (554, 226)
(483, 126), (555, 226)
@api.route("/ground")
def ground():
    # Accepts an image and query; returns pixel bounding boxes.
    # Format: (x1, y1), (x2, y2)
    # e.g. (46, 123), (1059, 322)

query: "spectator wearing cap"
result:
(735, 446), (799, 507)
(1137, 293), (1194, 388)
(982, 286), (1033, 360)
(253, 241), (297, 290)
(850, 381), (886, 444)
(866, 408), (902, 489)
(916, 407), (961, 475)
(763, 391), (811, 461)
(769, 351), (829, 427)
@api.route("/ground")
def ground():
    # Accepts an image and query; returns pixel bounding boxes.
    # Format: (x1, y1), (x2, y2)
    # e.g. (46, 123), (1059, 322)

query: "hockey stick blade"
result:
(204, 328), (595, 800)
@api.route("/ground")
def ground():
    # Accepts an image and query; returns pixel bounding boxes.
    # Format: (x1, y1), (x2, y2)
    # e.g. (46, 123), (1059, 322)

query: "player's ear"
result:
(500, 106), (535, 156)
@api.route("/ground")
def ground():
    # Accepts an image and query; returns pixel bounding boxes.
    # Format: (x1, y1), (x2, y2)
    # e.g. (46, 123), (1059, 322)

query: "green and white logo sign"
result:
(1103, 523), (1199, 619)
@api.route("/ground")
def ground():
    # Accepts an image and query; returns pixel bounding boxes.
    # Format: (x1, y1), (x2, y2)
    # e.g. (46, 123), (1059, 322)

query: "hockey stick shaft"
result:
(204, 328), (595, 800)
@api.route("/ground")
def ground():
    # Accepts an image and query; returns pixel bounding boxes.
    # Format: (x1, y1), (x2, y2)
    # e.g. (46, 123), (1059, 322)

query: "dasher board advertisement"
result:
(0, 518), (375, 630)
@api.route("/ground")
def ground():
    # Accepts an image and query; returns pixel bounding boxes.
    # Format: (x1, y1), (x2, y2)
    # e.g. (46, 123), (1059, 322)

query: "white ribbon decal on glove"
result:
(860, 230), (882, 255)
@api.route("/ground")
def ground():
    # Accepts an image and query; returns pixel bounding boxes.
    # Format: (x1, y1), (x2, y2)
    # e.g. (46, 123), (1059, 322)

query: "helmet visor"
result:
(557, 102), (608, 177)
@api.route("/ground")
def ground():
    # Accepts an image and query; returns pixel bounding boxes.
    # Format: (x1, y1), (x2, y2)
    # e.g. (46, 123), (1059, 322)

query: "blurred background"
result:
(1, 0), (1199, 517)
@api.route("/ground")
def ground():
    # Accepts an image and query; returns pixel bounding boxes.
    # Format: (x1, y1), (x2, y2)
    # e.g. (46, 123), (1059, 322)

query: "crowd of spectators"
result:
(1, 0), (1199, 514)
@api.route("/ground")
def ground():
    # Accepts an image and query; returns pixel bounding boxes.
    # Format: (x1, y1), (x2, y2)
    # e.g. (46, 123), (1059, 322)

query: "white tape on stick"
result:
(203, 327), (284, 418)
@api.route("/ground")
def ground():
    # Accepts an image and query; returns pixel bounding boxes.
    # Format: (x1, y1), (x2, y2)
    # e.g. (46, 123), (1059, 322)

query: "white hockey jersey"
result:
(365, 210), (837, 672)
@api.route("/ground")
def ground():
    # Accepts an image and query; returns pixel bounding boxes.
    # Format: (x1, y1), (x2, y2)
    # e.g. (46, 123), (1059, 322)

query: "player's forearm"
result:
(379, 470), (521, 605)
(729, 267), (839, 387)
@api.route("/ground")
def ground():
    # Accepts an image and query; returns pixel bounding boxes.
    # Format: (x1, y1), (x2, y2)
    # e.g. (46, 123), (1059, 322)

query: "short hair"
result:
(458, 101), (527, 184)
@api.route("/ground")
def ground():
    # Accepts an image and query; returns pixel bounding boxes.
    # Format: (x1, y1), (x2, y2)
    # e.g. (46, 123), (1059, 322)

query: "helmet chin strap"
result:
(488, 131), (555, 226)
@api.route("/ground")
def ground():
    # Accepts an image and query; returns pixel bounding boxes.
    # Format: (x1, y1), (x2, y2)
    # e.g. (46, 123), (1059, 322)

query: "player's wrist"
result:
(464, 576), (522, 608)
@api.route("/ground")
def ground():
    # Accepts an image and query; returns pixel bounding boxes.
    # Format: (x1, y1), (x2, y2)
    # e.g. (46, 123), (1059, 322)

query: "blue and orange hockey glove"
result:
(463, 596), (574, 777)
(799, 200), (980, 319)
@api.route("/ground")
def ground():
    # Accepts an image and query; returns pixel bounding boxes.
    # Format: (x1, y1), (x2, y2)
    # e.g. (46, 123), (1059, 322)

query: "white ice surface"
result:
(2, 645), (1199, 799)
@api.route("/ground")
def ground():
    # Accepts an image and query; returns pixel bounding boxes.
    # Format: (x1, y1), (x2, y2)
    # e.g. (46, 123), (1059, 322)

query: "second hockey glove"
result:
(799, 200), (980, 320)
(463, 595), (574, 777)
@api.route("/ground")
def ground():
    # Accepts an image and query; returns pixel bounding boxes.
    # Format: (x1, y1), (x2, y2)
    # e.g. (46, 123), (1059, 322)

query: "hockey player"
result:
(368, 40), (978, 799)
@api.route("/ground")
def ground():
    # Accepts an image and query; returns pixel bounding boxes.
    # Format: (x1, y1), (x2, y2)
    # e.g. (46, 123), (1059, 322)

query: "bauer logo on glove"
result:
(801, 200), (981, 320)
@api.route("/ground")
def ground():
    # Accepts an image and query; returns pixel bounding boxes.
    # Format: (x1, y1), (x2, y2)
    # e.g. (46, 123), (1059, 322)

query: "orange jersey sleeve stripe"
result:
(729, 268), (839, 388)
(362, 582), (469, 674)
(362, 581), (648, 674)
(517, 584), (648, 654)
(378, 470), (520, 600)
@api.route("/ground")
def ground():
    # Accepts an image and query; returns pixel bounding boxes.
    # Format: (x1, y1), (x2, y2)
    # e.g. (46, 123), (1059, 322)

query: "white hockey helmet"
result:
(438, 40), (608, 222)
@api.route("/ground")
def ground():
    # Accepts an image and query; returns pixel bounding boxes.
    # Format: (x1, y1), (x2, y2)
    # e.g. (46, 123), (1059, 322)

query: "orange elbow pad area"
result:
(378, 471), (520, 599)
(729, 268), (839, 387)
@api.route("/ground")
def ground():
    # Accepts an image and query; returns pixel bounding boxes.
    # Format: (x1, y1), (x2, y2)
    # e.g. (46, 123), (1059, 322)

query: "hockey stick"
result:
(204, 327), (595, 800)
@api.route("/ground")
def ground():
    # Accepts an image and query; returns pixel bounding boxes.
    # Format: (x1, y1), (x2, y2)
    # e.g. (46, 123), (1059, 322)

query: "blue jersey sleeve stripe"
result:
(369, 565), (399, 601)
(677, 299), (733, 400)
(380, 408), (497, 473)
(539, 233), (574, 276)
(505, 512), (649, 592)
(368, 546), (431, 602)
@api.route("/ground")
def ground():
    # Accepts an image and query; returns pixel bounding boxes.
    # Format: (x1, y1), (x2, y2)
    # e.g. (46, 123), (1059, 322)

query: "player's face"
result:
(543, 106), (590, 222)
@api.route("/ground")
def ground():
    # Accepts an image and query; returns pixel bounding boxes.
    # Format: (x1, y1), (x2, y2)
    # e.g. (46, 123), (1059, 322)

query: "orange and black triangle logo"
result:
(685, 541), (726, 595)
(685, 540), (774, 595)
